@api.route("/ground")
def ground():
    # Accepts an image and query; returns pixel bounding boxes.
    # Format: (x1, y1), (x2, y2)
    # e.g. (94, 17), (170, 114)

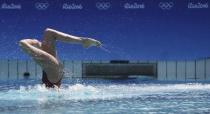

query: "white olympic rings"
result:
(35, 2), (49, 10)
(96, 2), (111, 10)
(159, 2), (174, 10)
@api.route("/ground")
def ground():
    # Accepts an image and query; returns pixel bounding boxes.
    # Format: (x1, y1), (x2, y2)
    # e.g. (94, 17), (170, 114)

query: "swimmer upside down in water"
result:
(19, 28), (101, 88)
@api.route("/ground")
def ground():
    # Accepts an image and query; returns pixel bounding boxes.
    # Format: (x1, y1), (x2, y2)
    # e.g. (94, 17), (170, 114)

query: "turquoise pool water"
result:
(0, 79), (210, 114)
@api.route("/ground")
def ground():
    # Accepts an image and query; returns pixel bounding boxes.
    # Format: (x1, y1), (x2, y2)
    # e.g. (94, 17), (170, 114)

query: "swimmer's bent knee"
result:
(44, 28), (56, 35)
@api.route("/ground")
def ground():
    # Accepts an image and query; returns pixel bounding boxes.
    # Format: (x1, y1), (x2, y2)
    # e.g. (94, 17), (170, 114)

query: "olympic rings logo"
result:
(159, 2), (174, 10)
(35, 2), (49, 10)
(96, 2), (111, 10)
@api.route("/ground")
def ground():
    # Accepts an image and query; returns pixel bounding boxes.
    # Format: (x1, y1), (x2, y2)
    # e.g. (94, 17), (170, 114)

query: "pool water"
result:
(0, 79), (210, 114)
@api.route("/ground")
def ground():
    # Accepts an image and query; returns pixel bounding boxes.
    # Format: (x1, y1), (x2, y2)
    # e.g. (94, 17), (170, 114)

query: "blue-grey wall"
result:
(0, 59), (210, 81)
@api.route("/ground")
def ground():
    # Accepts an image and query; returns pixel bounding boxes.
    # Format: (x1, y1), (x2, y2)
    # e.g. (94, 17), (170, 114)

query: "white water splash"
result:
(0, 83), (210, 101)
(100, 44), (111, 53)
(99, 43), (131, 59)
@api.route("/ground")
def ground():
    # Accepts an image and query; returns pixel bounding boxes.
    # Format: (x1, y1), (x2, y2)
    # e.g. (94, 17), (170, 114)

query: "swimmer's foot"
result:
(82, 37), (102, 48)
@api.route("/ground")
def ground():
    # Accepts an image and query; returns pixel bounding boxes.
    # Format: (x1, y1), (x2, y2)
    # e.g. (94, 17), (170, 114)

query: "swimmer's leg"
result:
(42, 28), (101, 49)
(19, 39), (62, 83)
(19, 39), (59, 68)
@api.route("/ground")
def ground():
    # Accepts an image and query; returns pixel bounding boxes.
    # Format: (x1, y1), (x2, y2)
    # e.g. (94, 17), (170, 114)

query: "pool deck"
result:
(0, 58), (210, 81)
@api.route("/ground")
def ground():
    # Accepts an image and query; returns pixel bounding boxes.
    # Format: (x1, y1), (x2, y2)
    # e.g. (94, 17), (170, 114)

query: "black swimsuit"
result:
(42, 70), (62, 88)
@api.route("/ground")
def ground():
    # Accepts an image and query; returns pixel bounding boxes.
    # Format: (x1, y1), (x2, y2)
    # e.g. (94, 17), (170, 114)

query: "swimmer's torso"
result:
(40, 39), (63, 84)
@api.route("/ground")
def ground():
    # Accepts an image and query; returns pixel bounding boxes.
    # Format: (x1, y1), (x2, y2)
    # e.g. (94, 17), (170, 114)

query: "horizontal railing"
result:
(0, 59), (209, 81)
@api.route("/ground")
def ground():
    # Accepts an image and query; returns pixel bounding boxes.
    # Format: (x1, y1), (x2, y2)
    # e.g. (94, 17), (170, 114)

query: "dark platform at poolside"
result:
(82, 60), (157, 78)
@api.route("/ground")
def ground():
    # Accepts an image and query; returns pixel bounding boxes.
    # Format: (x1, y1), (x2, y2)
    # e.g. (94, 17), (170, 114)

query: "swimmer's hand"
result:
(82, 37), (102, 48)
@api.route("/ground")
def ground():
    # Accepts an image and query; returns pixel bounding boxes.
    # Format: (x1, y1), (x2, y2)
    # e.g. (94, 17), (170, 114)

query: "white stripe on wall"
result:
(166, 61), (177, 81)
(176, 61), (186, 81)
(0, 60), (8, 80)
(206, 59), (210, 80)
(35, 63), (42, 79)
(196, 60), (205, 81)
(8, 60), (18, 80)
(63, 60), (74, 78)
(157, 61), (167, 80)
(17, 60), (27, 80)
(186, 61), (196, 81)
(28, 60), (36, 79)
(73, 61), (82, 78)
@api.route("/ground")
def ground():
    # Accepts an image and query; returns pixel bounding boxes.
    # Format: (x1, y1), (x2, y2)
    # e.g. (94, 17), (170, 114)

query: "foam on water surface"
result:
(0, 80), (210, 114)
(0, 83), (210, 101)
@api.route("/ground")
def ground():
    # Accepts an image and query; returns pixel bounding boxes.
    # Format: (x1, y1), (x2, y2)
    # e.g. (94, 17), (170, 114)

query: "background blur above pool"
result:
(0, 0), (209, 60)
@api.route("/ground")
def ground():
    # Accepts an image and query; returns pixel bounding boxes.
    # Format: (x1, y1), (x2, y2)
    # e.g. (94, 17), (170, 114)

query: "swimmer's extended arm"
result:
(44, 28), (101, 48)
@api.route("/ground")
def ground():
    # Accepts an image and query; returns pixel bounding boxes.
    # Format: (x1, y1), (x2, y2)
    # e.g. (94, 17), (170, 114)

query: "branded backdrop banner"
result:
(0, 0), (209, 60)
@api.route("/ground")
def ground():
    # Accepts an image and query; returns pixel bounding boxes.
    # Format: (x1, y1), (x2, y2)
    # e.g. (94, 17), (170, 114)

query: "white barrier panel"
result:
(166, 61), (177, 81)
(176, 61), (186, 81)
(157, 61), (167, 80)
(0, 59), (209, 81)
(206, 59), (210, 80)
(0, 60), (8, 80)
(148, 60), (157, 64)
(130, 60), (138, 63)
(63, 60), (74, 78)
(138, 60), (148, 63)
(18, 60), (27, 79)
(83, 61), (91, 63)
(35, 64), (42, 79)
(28, 60), (36, 79)
(100, 61), (110, 63)
(91, 60), (101, 63)
(186, 61), (196, 81)
(73, 61), (82, 78)
(8, 60), (18, 80)
(196, 60), (205, 81)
